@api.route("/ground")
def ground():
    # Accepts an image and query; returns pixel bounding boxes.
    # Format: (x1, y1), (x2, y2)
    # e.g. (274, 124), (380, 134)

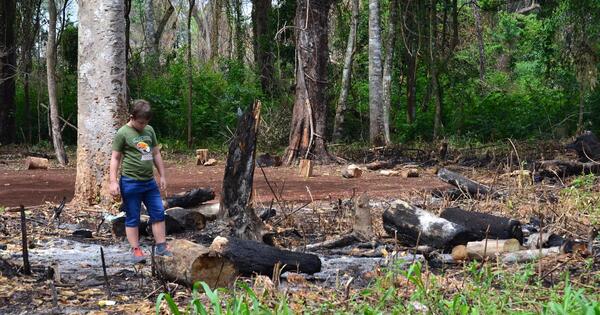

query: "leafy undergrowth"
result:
(156, 260), (599, 314)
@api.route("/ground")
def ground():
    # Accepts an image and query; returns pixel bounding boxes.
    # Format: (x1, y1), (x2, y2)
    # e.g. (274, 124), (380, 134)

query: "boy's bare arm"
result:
(152, 146), (167, 190)
(109, 151), (123, 196)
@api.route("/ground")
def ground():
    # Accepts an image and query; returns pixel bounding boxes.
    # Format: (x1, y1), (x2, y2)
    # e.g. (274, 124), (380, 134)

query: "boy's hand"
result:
(159, 177), (167, 191)
(109, 181), (120, 196)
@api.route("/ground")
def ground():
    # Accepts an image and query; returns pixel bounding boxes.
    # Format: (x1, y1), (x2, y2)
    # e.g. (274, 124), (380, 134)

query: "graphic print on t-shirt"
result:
(132, 135), (153, 161)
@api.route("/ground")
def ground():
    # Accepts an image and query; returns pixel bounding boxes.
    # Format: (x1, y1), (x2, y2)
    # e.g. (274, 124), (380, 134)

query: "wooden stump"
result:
(382, 200), (478, 249)
(341, 164), (362, 178)
(25, 156), (49, 170)
(439, 207), (524, 244)
(299, 159), (313, 178)
(353, 193), (373, 239)
(196, 149), (209, 165)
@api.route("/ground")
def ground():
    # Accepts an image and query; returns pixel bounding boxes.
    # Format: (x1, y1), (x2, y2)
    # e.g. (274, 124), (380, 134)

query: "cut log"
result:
(341, 164), (362, 178)
(437, 168), (502, 199)
(464, 239), (521, 260)
(353, 193), (373, 239)
(379, 170), (399, 176)
(219, 100), (264, 240)
(501, 247), (560, 264)
(165, 188), (215, 209)
(298, 159), (313, 178)
(25, 156), (49, 170)
(158, 237), (322, 288)
(536, 160), (600, 178)
(165, 207), (206, 231)
(565, 131), (600, 162)
(203, 158), (217, 166)
(365, 160), (396, 171)
(196, 149), (209, 165)
(439, 207), (524, 244)
(382, 200), (479, 249)
(155, 239), (238, 288)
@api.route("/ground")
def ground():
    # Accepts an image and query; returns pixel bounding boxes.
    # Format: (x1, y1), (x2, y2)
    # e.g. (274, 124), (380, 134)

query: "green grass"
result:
(156, 261), (600, 314)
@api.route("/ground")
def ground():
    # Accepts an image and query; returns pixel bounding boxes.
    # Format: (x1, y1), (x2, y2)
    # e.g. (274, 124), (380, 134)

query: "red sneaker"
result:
(131, 247), (146, 264)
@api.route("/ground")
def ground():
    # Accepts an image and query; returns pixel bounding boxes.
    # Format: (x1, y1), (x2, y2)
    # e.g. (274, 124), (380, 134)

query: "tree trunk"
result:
(251, 0), (274, 94)
(0, 0), (17, 144)
(187, 0), (195, 148)
(405, 52), (417, 124)
(381, 0), (398, 145)
(210, 0), (221, 60)
(332, 0), (359, 143)
(283, 0), (333, 165)
(233, 0), (244, 63)
(144, 0), (157, 56)
(74, 0), (128, 206)
(46, 0), (68, 166)
(368, 0), (385, 146)
(577, 83), (585, 134)
(19, 0), (42, 144)
(472, 0), (485, 81)
(219, 101), (264, 241)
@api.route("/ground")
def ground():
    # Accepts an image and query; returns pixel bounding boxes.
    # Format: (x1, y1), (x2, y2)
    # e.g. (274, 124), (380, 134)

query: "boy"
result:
(109, 99), (172, 263)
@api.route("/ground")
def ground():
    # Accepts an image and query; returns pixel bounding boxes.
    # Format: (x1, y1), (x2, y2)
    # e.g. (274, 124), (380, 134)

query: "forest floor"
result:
(0, 144), (599, 314)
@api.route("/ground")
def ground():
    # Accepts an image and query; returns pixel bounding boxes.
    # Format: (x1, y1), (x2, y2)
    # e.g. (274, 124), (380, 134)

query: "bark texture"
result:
(368, 0), (385, 146)
(74, 0), (128, 205)
(283, 0), (333, 164)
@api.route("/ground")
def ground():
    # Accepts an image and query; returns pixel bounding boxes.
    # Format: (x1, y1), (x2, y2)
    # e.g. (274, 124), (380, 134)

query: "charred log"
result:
(439, 207), (523, 244)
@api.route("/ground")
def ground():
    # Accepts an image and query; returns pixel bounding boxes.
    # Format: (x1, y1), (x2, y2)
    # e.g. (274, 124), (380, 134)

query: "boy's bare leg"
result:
(125, 227), (140, 248)
(151, 221), (167, 244)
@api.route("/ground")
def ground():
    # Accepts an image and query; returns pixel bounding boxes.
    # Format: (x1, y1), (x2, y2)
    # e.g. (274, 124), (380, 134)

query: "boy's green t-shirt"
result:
(112, 124), (158, 181)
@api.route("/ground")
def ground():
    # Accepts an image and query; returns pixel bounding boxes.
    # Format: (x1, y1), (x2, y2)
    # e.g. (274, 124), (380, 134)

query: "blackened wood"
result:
(20, 205), (31, 275)
(382, 201), (479, 250)
(165, 207), (206, 231)
(220, 101), (264, 240)
(437, 168), (502, 199)
(212, 237), (321, 276)
(536, 160), (600, 178)
(165, 188), (215, 209)
(439, 207), (524, 244)
(100, 247), (111, 297)
(565, 131), (600, 162)
(256, 153), (282, 167)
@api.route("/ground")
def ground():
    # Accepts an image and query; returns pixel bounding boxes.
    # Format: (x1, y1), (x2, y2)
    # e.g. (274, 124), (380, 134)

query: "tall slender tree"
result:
(0, 0), (17, 144)
(368, 0), (385, 146)
(46, 0), (68, 166)
(187, 0), (195, 148)
(332, 0), (359, 143)
(283, 0), (333, 164)
(74, 0), (128, 205)
(382, 0), (399, 144)
(252, 0), (274, 94)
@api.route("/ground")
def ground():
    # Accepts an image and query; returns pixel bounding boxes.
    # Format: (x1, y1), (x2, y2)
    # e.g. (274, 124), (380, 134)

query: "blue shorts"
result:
(120, 175), (165, 227)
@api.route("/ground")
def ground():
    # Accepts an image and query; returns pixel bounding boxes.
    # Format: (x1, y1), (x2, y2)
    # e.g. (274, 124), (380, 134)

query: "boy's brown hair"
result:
(130, 99), (153, 120)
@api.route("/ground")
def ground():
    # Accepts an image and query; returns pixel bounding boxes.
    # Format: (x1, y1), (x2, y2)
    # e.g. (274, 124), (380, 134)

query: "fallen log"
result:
(365, 160), (396, 171)
(437, 168), (502, 199)
(111, 213), (186, 237)
(439, 207), (524, 244)
(382, 200), (479, 249)
(304, 234), (362, 251)
(451, 239), (521, 260)
(25, 156), (49, 170)
(165, 188), (215, 209)
(501, 247), (560, 264)
(536, 160), (600, 178)
(431, 188), (465, 200)
(256, 153), (282, 167)
(157, 237), (321, 288)
(194, 203), (221, 221)
(565, 131), (600, 162)
(165, 207), (206, 231)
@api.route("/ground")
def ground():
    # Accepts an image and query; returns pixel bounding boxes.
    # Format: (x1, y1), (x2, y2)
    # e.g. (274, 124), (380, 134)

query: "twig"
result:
(100, 247), (111, 298)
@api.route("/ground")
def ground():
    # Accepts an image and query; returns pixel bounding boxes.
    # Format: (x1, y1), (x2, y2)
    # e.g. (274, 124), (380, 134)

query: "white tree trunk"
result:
(332, 0), (359, 143)
(382, 0), (398, 145)
(46, 0), (67, 166)
(74, 0), (128, 206)
(368, 0), (384, 146)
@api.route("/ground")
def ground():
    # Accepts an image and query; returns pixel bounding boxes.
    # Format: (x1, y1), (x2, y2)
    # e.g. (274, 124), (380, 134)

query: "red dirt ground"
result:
(0, 159), (450, 208)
